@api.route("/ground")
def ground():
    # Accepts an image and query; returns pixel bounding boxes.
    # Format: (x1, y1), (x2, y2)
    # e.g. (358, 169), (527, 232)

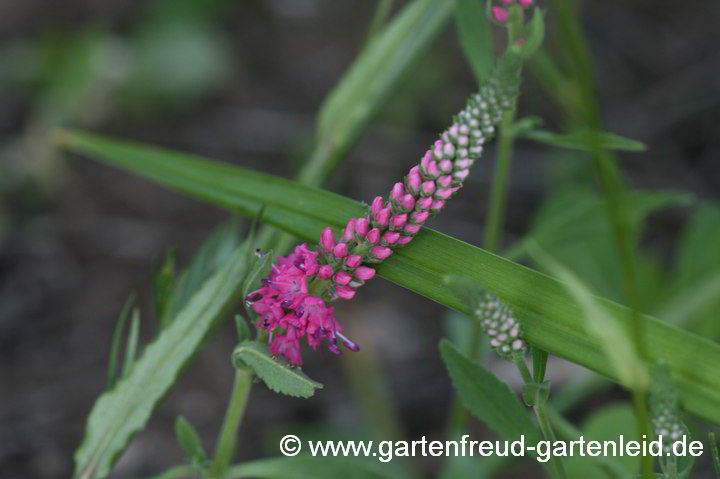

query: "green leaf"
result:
(73, 240), (252, 479)
(107, 293), (136, 389)
(439, 339), (541, 443)
(232, 341), (323, 398)
(527, 242), (649, 390)
(174, 416), (207, 463)
(234, 315), (251, 343)
(224, 457), (391, 479)
(521, 129), (647, 152)
(57, 130), (720, 426)
(531, 346), (548, 383)
(316, 0), (453, 156)
(582, 403), (639, 475)
(454, 0), (493, 83)
(153, 249), (176, 329)
(122, 307), (141, 379)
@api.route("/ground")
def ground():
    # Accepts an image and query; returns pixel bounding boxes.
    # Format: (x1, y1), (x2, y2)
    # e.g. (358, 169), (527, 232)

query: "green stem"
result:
(514, 355), (568, 479)
(209, 368), (253, 478)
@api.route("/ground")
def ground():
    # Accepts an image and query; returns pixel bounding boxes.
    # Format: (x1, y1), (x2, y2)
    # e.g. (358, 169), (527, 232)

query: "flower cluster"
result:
(247, 55), (524, 365)
(474, 291), (526, 359)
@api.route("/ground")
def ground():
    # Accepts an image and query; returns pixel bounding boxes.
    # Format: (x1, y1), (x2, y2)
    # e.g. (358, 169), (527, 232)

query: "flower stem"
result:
(209, 368), (253, 478)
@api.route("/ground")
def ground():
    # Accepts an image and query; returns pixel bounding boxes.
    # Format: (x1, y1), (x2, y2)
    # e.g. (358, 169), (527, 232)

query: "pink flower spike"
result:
(382, 231), (400, 244)
(372, 246), (393, 260)
(366, 228), (381, 244)
(333, 242), (348, 259)
(346, 254), (362, 268)
(371, 196), (385, 216)
(318, 265), (334, 279)
(342, 219), (356, 242)
(391, 182), (405, 200)
(336, 285), (356, 300)
(391, 214), (408, 228)
(355, 218), (369, 236)
(355, 266), (376, 281)
(321, 227), (336, 252)
(492, 6), (509, 22)
(334, 271), (352, 286)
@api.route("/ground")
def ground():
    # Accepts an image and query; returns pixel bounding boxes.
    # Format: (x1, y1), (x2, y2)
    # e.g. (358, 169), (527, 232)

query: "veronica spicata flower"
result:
(248, 51), (525, 365)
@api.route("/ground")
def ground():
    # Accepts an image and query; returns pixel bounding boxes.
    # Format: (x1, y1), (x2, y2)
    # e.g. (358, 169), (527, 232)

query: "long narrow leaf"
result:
(57, 130), (720, 426)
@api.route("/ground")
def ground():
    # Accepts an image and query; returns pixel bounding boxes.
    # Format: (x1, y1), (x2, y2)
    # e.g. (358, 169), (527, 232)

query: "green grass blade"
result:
(73, 240), (252, 479)
(521, 129), (647, 152)
(107, 293), (136, 389)
(174, 416), (207, 463)
(57, 130), (720, 426)
(454, 0), (493, 83)
(121, 308), (141, 379)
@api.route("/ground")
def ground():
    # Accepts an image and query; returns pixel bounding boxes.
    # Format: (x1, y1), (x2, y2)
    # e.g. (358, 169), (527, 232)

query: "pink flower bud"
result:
(391, 214), (408, 228)
(455, 158), (473, 169)
(411, 211), (429, 224)
(407, 167), (422, 194)
(355, 218), (369, 236)
(401, 194), (415, 210)
(431, 200), (445, 211)
(346, 254), (362, 268)
(333, 242), (348, 258)
(342, 219), (357, 242)
(519, 0), (532, 6)
(366, 228), (381, 244)
(375, 207), (391, 226)
(355, 266), (376, 281)
(334, 271), (352, 285)
(382, 231), (400, 244)
(422, 181), (436, 195)
(372, 246), (393, 260)
(492, 6), (509, 22)
(421, 150), (433, 170)
(398, 235), (413, 245)
(371, 196), (385, 216)
(443, 142), (455, 157)
(391, 182), (404, 200)
(318, 265), (334, 279)
(439, 159), (453, 172)
(435, 188), (453, 199)
(321, 227), (336, 252)
(336, 285), (356, 300)
(437, 175), (453, 187)
(416, 197), (433, 210)
(454, 168), (470, 180)
(404, 224), (421, 234)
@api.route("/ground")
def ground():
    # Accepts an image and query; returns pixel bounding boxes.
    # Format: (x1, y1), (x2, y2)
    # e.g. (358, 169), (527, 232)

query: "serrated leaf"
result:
(232, 341), (322, 398)
(439, 339), (541, 444)
(224, 457), (391, 479)
(174, 416), (207, 463)
(521, 129), (647, 152)
(454, 0), (493, 83)
(56, 129), (720, 426)
(73, 240), (252, 479)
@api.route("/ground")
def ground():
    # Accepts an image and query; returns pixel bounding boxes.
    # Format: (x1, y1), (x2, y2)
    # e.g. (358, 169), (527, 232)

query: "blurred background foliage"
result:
(1, 0), (719, 477)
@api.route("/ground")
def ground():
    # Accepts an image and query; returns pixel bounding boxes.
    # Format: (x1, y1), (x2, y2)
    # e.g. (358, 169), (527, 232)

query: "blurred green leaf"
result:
(527, 242), (648, 390)
(710, 432), (720, 477)
(316, 0), (453, 159)
(531, 347), (548, 383)
(234, 315), (251, 343)
(107, 293), (136, 389)
(174, 416), (207, 464)
(232, 341), (322, 398)
(57, 129), (720, 426)
(521, 129), (647, 152)
(122, 308), (141, 379)
(153, 249), (176, 328)
(73, 239), (252, 479)
(440, 339), (541, 443)
(518, 8), (545, 60)
(582, 403), (639, 475)
(224, 457), (391, 479)
(454, 0), (493, 82)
